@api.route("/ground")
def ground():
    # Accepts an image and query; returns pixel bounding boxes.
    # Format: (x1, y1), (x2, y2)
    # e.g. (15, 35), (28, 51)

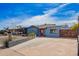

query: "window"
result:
(50, 29), (56, 33)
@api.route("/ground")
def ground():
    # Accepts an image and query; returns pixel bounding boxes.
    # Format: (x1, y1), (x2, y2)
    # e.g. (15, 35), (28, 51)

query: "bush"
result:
(0, 30), (5, 34)
(28, 32), (36, 39)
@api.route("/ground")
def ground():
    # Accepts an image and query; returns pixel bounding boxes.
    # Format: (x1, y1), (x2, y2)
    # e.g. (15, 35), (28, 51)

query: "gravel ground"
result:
(10, 37), (77, 56)
(0, 37), (77, 56)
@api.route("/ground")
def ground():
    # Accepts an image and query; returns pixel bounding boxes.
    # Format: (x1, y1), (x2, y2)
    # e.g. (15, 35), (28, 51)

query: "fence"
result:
(59, 29), (77, 38)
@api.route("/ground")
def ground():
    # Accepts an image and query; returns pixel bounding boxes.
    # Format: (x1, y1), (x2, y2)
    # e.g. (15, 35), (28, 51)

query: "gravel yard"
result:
(0, 37), (77, 56)
(10, 37), (77, 56)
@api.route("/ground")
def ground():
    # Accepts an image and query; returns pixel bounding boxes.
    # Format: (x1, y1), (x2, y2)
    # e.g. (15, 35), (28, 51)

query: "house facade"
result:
(38, 24), (59, 37)
(44, 27), (60, 37)
(27, 24), (69, 37)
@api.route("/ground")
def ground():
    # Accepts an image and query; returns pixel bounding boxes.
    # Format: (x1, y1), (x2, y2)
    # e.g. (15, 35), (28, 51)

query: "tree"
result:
(0, 30), (5, 34)
(71, 24), (79, 30)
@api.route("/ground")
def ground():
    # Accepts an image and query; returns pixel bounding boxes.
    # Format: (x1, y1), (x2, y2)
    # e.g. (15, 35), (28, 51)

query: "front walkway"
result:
(0, 37), (78, 56)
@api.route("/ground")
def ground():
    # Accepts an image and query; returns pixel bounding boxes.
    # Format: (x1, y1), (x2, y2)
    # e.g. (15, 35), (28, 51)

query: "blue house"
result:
(27, 24), (69, 37)
(44, 24), (69, 37)
(44, 27), (60, 38)
(27, 25), (39, 36)
(38, 24), (60, 37)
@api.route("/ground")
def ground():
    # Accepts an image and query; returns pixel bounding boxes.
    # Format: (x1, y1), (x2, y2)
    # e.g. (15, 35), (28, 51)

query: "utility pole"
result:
(77, 16), (79, 56)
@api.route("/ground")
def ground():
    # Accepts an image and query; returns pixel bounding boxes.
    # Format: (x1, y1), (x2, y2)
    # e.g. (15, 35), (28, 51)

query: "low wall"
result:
(5, 38), (31, 48)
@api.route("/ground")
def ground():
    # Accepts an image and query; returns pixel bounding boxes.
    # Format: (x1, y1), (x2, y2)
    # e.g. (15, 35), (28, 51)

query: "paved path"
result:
(0, 37), (78, 56)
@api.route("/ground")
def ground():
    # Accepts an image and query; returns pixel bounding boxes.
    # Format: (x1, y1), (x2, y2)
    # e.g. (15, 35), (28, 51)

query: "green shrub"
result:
(0, 30), (5, 34)
(28, 32), (36, 39)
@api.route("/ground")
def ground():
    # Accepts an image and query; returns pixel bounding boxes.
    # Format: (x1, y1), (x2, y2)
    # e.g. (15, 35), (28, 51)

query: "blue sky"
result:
(0, 3), (79, 30)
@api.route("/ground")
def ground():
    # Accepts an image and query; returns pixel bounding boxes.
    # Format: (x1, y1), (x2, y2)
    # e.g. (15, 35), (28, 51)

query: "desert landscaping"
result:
(0, 37), (78, 56)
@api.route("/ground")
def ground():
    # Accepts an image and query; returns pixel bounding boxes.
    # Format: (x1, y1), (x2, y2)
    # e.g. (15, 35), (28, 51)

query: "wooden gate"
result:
(59, 29), (77, 38)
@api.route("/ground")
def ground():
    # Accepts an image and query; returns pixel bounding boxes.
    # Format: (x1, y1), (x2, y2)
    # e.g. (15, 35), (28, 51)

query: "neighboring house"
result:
(23, 28), (27, 35)
(27, 25), (39, 36)
(6, 28), (26, 35)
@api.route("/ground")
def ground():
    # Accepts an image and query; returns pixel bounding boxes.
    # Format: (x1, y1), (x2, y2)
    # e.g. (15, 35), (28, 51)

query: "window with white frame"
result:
(50, 29), (56, 33)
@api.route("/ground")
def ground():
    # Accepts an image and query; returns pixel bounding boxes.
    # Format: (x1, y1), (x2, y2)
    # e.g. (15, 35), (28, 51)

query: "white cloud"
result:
(19, 4), (70, 27)
(56, 12), (79, 27)
(19, 15), (57, 27)
(0, 18), (22, 30)
(44, 4), (69, 16)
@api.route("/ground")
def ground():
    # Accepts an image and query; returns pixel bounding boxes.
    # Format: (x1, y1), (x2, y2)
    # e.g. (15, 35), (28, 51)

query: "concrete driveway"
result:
(0, 37), (78, 56)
